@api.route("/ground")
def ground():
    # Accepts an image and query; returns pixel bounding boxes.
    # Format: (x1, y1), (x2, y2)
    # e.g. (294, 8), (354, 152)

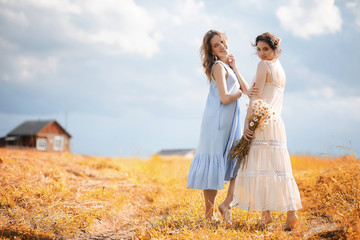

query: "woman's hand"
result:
(248, 83), (260, 99)
(243, 125), (255, 141)
(227, 54), (236, 69)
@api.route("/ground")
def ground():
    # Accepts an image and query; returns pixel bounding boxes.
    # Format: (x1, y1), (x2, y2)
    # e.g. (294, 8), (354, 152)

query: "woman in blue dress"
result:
(187, 30), (251, 221)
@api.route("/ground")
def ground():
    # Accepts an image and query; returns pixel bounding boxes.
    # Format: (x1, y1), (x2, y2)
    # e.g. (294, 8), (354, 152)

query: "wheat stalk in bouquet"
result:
(228, 99), (275, 169)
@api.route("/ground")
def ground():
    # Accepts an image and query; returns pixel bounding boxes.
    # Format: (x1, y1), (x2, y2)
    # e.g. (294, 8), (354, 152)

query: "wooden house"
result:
(0, 120), (71, 152)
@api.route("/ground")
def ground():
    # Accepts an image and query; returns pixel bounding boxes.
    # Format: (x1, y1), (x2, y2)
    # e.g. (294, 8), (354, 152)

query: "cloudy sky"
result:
(1, 0), (359, 158)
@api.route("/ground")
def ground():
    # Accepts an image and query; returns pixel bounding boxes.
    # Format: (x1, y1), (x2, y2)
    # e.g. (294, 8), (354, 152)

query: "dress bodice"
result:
(210, 60), (240, 95)
(260, 60), (286, 116)
(262, 83), (284, 116)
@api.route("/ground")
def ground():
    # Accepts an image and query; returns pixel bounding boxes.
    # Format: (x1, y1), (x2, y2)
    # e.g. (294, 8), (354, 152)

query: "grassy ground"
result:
(0, 149), (359, 239)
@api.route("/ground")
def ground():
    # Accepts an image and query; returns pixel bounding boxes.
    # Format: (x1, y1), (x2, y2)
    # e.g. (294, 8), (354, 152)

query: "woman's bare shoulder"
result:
(257, 60), (270, 68)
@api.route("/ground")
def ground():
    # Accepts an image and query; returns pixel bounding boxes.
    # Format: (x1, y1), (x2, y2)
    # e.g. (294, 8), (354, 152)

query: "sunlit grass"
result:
(0, 149), (359, 239)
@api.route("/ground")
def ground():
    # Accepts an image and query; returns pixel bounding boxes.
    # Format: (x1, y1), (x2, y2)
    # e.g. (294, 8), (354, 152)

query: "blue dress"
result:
(187, 61), (242, 190)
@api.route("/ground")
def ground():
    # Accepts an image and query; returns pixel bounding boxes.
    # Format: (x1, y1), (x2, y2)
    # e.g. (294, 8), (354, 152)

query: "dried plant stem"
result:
(228, 116), (263, 169)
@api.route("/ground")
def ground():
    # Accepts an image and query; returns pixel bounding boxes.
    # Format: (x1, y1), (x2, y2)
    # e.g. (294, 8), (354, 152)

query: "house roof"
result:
(157, 148), (195, 156)
(7, 120), (71, 137)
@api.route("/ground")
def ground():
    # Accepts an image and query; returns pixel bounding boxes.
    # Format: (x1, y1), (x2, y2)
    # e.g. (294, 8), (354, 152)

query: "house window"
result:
(36, 138), (47, 151)
(54, 136), (64, 151)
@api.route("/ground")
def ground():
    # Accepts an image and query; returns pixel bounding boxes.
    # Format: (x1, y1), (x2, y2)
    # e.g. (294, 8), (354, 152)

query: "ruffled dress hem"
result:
(186, 153), (226, 190)
(233, 203), (302, 212)
(232, 173), (302, 212)
(224, 155), (239, 181)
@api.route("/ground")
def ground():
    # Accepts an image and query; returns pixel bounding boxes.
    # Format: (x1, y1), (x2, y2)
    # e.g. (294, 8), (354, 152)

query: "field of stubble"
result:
(0, 149), (359, 239)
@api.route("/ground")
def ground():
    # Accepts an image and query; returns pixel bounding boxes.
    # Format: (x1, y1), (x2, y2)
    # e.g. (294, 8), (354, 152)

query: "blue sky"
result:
(0, 0), (359, 158)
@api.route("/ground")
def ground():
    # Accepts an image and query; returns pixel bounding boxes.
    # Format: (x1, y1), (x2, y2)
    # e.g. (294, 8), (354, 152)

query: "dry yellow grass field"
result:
(0, 148), (359, 239)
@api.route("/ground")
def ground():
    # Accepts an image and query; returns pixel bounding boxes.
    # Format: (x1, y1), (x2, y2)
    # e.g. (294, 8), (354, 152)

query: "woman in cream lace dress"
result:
(233, 33), (302, 231)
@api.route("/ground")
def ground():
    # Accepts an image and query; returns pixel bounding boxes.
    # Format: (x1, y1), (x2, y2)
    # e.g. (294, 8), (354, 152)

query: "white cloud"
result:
(0, 7), (28, 27)
(0, 37), (17, 51)
(276, 0), (342, 39)
(283, 90), (360, 155)
(0, 0), (161, 58)
(176, 0), (204, 16)
(233, 0), (272, 10)
(346, 1), (360, 30)
(283, 92), (360, 155)
(0, 0), (213, 59)
(2, 56), (58, 82)
(67, 0), (161, 57)
(308, 86), (334, 99)
(145, 0), (213, 48)
(280, 57), (360, 154)
(25, 0), (81, 13)
(169, 0), (205, 25)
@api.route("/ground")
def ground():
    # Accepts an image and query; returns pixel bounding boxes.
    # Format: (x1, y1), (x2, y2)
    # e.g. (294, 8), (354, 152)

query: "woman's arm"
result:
(243, 60), (270, 140)
(213, 62), (242, 104)
(227, 54), (249, 95)
(249, 60), (268, 100)
(232, 67), (249, 95)
(248, 82), (260, 99)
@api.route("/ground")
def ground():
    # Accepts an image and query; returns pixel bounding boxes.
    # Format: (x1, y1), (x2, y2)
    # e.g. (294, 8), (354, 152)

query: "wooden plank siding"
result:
(37, 121), (71, 152)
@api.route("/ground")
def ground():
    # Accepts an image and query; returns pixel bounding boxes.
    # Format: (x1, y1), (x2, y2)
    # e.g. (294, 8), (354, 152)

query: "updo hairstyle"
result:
(253, 32), (281, 55)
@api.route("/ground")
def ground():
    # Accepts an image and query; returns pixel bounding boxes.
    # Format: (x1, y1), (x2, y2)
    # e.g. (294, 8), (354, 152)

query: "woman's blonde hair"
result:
(200, 30), (227, 82)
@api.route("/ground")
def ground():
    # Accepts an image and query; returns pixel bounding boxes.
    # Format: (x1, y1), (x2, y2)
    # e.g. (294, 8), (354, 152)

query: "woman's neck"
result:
(218, 57), (227, 63)
(269, 57), (278, 63)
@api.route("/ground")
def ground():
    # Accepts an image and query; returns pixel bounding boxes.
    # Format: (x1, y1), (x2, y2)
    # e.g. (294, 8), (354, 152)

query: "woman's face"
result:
(257, 41), (276, 61)
(210, 34), (228, 60)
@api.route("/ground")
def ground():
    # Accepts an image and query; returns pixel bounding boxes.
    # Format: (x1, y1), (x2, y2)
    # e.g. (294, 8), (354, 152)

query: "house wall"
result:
(4, 136), (38, 150)
(3, 121), (71, 152)
(36, 134), (70, 152)
(37, 122), (71, 152)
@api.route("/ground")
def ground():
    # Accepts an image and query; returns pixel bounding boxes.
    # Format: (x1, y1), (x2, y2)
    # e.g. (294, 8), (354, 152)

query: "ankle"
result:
(286, 211), (298, 220)
(262, 210), (271, 218)
(205, 211), (214, 218)
(220, 201), (232, 209)
(260, 211), (273, 225)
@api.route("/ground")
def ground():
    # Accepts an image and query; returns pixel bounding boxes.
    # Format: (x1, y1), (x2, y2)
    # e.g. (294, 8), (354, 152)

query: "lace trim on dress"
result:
(233, 202), (300, 212)
(238, 170), (294, 178)
(251, 140), (286, 148)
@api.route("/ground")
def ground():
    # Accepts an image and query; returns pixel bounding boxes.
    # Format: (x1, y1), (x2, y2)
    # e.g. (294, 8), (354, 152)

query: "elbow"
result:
(220, 97), (232, 105)
(220, 91), (242, 104)
(242, 86), (249, 95)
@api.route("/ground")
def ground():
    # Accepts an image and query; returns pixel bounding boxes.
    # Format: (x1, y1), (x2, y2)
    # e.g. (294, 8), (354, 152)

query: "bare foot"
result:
(285, 212), (298, 231)
(259, 210), (273, 228)
(204, 205), (220, 221)
(205, 214), (219, 221)
(218, 203), (231, 224)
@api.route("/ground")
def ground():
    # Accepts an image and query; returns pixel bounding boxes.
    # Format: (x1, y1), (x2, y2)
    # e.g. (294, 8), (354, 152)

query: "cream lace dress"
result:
(233, 59), (302, 212)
